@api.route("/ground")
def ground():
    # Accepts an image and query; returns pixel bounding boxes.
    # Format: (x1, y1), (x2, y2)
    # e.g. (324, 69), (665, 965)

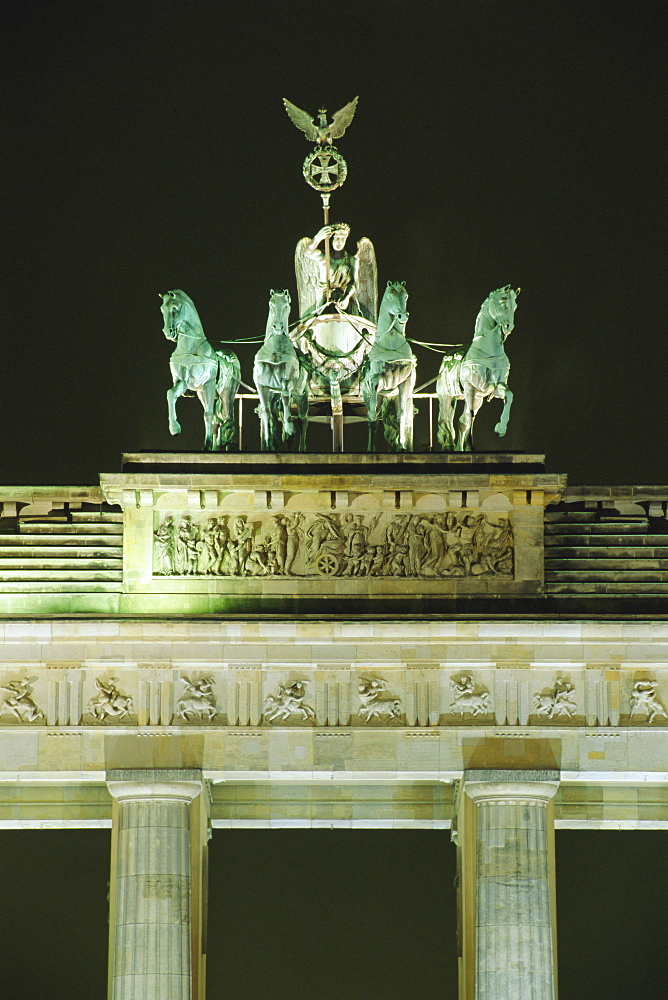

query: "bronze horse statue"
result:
(161, 289), (240, 451)
(253, 289), (310, 452)
(361, 281), (416, 452)
(436, 285), (519, 451)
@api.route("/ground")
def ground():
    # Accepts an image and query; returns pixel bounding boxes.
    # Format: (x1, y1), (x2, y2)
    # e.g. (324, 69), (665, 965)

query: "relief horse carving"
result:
(161, 289), (241, 451)
(361, 281), (416, 452)
(436, 285), (519, 451)
(253, 289), (309, 451)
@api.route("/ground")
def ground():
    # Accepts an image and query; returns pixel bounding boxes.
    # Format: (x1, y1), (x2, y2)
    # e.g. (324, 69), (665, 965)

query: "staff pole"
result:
(322, 192), (331, 301)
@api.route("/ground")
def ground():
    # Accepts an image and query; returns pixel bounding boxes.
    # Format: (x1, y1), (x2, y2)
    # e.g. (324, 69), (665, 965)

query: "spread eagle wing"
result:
(330, 96), (359, 140)
(356, 237), (378, 324)
(283, 99), (319, 142)
(295, 237), (320, 322)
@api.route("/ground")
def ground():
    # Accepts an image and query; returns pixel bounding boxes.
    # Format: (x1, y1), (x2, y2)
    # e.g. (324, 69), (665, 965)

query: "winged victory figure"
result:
(283, 97), (359, 147)
(294, 223), (378, 396)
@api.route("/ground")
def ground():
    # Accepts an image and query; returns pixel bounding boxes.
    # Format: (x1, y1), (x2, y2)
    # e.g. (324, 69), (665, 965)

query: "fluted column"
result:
(464, 771), (559, 1000)
(107, 769), (203, 1000)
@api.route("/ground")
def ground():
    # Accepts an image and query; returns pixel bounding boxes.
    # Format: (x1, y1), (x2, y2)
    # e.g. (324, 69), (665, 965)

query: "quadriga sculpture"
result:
(253, 289), (310, 451)
(436, 285), (519, 452)
(161, 289), (241, 451)
(361, 281), (416, 452)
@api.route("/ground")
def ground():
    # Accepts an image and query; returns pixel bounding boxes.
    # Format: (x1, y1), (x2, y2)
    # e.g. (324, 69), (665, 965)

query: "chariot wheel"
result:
(314, 552), (341, 576)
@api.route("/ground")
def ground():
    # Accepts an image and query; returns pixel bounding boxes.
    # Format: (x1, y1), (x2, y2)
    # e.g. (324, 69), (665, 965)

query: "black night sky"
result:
(1, 2), (666, 998)
(2, 1), (666, 483)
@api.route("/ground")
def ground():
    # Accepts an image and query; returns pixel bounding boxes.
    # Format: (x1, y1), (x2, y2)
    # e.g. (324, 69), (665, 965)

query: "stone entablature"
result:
(2, 779), (667, 830)
(3, 467), (668, 613)
(0, 620), (666, 784)
(95, 452), (563, 610)
(2, 662), (665, 730)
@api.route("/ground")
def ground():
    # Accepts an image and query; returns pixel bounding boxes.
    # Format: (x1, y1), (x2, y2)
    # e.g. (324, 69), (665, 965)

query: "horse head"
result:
(160, 289), (202, 341)
(484, 285), (520, 337)
(265, 289), (291, 338)
(377, 281), (409, 338)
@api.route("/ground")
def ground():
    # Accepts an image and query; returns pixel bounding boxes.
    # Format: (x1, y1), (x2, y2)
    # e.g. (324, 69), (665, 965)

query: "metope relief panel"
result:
(531, 677), (580, 723)
(263, 679), (316, 724)
(446, 673), (494, 722)
(83, 675), (137, 725)
(357, 677), (403, 724)
(0, 676), (46, 724)
(625, 677), (668, 725)
(174, 675), (219, 723)
(152, 509), (513, 580)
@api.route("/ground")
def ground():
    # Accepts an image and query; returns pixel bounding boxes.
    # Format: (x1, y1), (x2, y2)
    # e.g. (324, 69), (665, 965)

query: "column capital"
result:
(106, 768), (203, 803)
(464, 769), (559, 805)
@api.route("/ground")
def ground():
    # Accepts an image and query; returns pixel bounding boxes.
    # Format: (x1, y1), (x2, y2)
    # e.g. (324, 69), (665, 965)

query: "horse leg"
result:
(362, 375), (378, 452)
(256, 385), (273, 451)
(216, 383), (238, 452)
(458, 382), (478, 451)
(198, 379), (217, 451)
(279, 386), (295, 441)
(494, 384), (513, 437)
(437, 391), (449, 450)
(396, 377), (414, 452)
(167, 379), (187, 436)
(437, 393), (456, 451)
(296, 390), (309, 453)
(445, 399), (458, 451)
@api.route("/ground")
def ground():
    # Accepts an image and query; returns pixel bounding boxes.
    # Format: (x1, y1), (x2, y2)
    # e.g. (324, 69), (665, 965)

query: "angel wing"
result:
(356, 237), (378, 323)
(330, 96), (359, 140)
(294, 237), (320, 321)
(282, 99), (318, 142)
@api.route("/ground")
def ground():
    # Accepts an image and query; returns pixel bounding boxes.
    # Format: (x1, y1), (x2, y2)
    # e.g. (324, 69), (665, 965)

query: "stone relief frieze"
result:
(4, 667), (664, 731)
(87, 677), (133, 722)
(534, 679), (577, 720)
(153, 510), (513, 580)
(358, 678), (402, 722)
(449, 674), (493, 717)
(629, 680), (667, 723)
(264, 681), (315, 723)
(0, 677), (44, 723)
(176, 676), (218, 722)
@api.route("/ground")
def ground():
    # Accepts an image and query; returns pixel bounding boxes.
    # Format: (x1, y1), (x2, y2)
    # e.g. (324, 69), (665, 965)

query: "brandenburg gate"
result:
(1, 98), (666, 999)
(1, 453), (666, 999)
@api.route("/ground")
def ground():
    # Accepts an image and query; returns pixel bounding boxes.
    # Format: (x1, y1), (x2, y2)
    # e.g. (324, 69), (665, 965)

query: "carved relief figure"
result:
(266, 515), (288, 575)
(176, 676), (217, 722)
(358, 678), (402, 722)
(88, 677), (133, 721)
(264, 681), (315, 722)
(534, 679), (577, 719)
(176, 515), (199, 575)
(154, 515), (176, 575)
(196, 518), (219, 575)
(153, 510), (513, 580)
(0, 677), (44, 722)
(630, 680), (667, 723)
(449, 674), (492, 717)
(284, 513), (304, 576)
